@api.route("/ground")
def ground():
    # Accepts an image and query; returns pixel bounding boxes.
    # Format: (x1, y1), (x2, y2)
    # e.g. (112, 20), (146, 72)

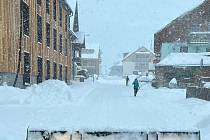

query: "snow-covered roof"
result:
(123, 47), (154, 62)
(81, 44), (100, 59)
(73, 32), (85, 44)
(157, 53), (210, 67)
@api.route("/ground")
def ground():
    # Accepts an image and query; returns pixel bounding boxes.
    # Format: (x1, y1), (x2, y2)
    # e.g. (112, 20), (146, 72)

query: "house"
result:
(154, 0), (210, 63)
(81, 44), (102, 76)
(122, 47), (155, 76)
(155, 53), (210, 88)
(160, 32), (210, 60)
(109, 62), (123, 77)
(0, 0), (74, 88)
(72, 2), (86, 79)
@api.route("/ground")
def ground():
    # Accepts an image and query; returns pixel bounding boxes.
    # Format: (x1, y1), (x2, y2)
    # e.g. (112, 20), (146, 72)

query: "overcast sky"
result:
(67, 0), (204, 69)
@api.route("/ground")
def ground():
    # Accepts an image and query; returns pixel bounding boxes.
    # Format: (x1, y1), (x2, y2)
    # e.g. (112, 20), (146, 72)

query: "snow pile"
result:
(169, 78), (177, 88)
(0, 80), (72, 106)
(203, 82), (210, 88)
(25, 80), (72, 105)
(0, 85), (28, 105)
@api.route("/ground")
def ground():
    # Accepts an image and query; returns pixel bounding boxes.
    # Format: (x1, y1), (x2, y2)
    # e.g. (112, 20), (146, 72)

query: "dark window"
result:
(46, 22), (50, 47)
(53, 62), (57, 79)
(65, 66), (68, 83)
(59, 34), (62, 53)
(37, 0), (41, 5)
(206, 48), (210, 52)
(53, 0), (56, 21)
(46, 60), (50, 80)
(59, 64), (63, 80)
(37, 57), (43, 84)
(53, 29), (57, 50)
(37, 14), (42, 43)
(65, 39), (67, 56)
(191, 24), (200, 32)
(196, 46), (200, 53)
(46, 0), (50, 14)
(59, 2), (62, 27)
(65, 15), (68, 32)
(180, 46), (188, 53)
(23, 52), (31, 85)
(21, 1), (30, 36)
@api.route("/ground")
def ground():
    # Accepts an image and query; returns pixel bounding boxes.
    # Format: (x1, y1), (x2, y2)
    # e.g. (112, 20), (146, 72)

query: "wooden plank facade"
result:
(0, 0), (73, 88)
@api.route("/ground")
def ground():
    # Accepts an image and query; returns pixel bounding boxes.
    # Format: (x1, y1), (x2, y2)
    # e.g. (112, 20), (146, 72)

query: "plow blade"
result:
(27, 130), (200, 140)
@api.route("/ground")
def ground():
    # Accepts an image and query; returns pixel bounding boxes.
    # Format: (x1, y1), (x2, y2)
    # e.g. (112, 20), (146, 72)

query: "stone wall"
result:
(186, 86), (210, 101)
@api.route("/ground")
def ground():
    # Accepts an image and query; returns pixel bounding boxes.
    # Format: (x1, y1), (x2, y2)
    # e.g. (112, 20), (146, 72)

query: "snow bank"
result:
(0, 80), (72, 106)
(25, 80), (72, 106)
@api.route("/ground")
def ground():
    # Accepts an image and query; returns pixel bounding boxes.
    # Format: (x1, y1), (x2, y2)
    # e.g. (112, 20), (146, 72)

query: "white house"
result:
(122, 47), (155, 76)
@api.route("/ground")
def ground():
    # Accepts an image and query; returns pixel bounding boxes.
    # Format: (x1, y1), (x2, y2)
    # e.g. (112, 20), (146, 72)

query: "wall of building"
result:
(0, 0), (73, 87)
(154, 0), (210, 62)
(81, 58), (100, 76)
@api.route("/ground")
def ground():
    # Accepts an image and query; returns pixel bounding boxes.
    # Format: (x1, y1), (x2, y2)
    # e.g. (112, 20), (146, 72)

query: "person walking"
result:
(132, 78), (140, 97)
(126, 76), (129, 86)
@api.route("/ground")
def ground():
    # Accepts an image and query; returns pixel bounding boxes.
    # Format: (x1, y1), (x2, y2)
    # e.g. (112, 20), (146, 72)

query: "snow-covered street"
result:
(1, 77), (210, 139)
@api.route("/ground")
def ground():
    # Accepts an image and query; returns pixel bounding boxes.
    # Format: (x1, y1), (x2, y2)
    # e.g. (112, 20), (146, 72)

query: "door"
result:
(23, 52), (30, 85)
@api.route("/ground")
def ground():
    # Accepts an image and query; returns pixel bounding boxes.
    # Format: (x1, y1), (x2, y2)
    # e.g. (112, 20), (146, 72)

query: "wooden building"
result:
(154, 0), (210, 63)
(0, 0), (74, 88)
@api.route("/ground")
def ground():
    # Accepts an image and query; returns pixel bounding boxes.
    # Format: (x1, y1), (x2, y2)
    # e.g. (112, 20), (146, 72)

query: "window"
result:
(53, 0), (57, 21)
(64, 39), (67, 56)
(37, 57), (43, 84)
(59, 2), (62, 27)
(65, 15), (68, 32)
(46, 22), (50, 47)
(23, 52), (30, 85)
(191, 24), (200, 32)
(59, 34), (62, 53)
(37, 0), (41, 5)
(59, 64), (63, 80)
(46, 60), (50, 80)
(53, 62), (57, 79)
(206, 48), (210, 52)
(180, 46), (188, 53)
(196, 46), (200, 53)
(46, 0), (50, 14)
(53, 29), (57, 50)
(37, 14), (42, 43)
(21, 1), (30, 36)
(65, 66), (68, 83)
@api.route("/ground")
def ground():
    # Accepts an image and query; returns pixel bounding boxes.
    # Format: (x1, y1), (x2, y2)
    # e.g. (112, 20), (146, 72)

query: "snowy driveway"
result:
(0, 78), (210, 140)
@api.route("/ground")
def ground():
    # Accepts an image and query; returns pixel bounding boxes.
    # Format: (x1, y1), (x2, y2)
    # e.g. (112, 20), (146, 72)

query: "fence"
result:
(27, 130), (201, 140)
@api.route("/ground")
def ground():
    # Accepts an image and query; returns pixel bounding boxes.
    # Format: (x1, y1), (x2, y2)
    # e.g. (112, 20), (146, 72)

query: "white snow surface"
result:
(157, 53), (210, 66)
(0, 78), (210, 140)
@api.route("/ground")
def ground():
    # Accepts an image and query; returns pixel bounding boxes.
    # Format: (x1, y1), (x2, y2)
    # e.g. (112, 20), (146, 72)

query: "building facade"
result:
(0, 0), (73, 88)
(72, 2), (86, 79)
(122, 47), (155, 76)
(155, 53), (210, 88)
(81, 46), (102, 76)
(154, 0), (210, 63)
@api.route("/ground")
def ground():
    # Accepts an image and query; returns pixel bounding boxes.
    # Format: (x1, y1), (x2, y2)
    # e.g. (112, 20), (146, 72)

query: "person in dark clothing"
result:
(132, 78), (140, 97)
(126, 76), (130, 86)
